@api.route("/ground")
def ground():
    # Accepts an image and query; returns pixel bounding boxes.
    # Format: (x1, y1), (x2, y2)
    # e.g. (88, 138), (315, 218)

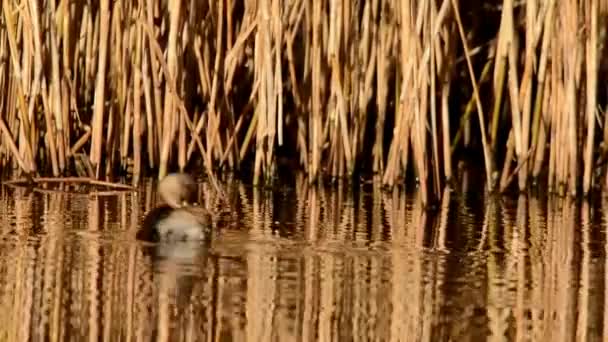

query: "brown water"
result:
(0, 175), (606, 342)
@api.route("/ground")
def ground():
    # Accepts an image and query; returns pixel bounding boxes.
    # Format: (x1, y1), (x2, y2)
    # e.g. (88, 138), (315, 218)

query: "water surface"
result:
(0, 175), (606, 341)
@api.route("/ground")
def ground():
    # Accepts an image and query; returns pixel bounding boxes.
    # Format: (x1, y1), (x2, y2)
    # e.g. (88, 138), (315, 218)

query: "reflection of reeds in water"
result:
(2, 180), (608, 340)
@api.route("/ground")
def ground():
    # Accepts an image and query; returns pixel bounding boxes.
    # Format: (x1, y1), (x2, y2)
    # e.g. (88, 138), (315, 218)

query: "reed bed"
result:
(0, 0), (607, 203)
(0, 175), (606, 340)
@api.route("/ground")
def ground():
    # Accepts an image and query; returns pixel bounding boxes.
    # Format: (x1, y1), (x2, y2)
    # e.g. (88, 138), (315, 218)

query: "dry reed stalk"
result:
(0, 27), (6, 163)
(549, 5), (561, 192)
(373, 1), (392, 174)
(531, 2), (556, 179)
(178, 97), (186, 174)
(563, 0), (580, 196)
(327, 0), (353, 178)
(89, 0), (110, 178)
(554, 71), (566, 194)
(437, 16), (455, 182)
(219, 111), (245, 168)
(253, 13), (272, 185)
(547, 47), (558, 192)
(384, 0), (429, 190)
(514, 0), (538, 191)
(40, 80), (60, 176)
(308, 0), (322, 184)
(104, 102), (116, 177)
(429, 1), (441, 193)
(503, 0), (525, 189)
(406, 0), (440, 203)
(273, 0), (283, 152)
(251, 0), (282, 185)
(146, 0), (163, 166)
(358, 1), (379, 177)
(451, 0), (494, 190)
(450, 61), (492, 153)
(583, 0), (598, 194)
(5, 75), (20, 168)
(0, 0), (606, 199)
(3, 1), (35, 173)
(60, 4), (72, 168)
(25, 0), (43, 143)
(141, 45), (156, 169)
(602, 18), (608, 187)
(413, 62), (430, 205)
(158, 0), (182, 180)
(224, 19), (257, 94)
(498, 130), (513, 191)
(0, 118), (29, 174)
(120, 75), (133, 171)
(87, 4), (100, 101)
(49, 0), (66, 174)
(70, 126), (92, 156)
(186, 2), (225, 167)
(531, 78), (549, 180)
(491, 30), (507, 154)
(60, 79), (70, 170)
(382, 79), (408, 187)
(497, 0), (553, 192)
(181, 108), (224, 196)
(133, 25), (143, 184)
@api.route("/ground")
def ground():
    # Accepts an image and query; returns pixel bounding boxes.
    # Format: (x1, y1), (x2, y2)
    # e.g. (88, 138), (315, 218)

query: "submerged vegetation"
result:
(0, 0), (607, 203)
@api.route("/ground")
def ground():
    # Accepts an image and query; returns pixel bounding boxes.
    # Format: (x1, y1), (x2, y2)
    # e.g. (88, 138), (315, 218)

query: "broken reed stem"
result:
(0, 0), (606, 200)
(4, 176), (135, 190)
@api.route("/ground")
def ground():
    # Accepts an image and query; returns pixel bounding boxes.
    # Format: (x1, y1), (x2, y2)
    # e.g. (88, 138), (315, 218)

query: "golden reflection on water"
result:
(0, 176), (606, 341)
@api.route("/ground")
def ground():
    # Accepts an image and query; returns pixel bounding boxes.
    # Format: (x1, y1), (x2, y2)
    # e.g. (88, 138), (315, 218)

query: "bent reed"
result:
(0, 0), (607, 204)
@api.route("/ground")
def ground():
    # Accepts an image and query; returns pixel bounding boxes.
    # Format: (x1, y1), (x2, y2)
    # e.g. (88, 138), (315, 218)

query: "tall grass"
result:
(0, 0), (607, 203)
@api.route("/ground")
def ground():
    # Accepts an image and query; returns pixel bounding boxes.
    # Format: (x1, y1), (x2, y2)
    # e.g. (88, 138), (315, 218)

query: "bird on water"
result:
(137, 173), (213, 242)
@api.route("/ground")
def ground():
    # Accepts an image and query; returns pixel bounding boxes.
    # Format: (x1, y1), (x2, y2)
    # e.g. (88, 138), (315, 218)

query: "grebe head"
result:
(158, 172), (198, 209)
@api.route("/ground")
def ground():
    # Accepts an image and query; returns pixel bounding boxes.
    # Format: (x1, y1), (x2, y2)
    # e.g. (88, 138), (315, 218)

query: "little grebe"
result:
(137, 173), (212, 242)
